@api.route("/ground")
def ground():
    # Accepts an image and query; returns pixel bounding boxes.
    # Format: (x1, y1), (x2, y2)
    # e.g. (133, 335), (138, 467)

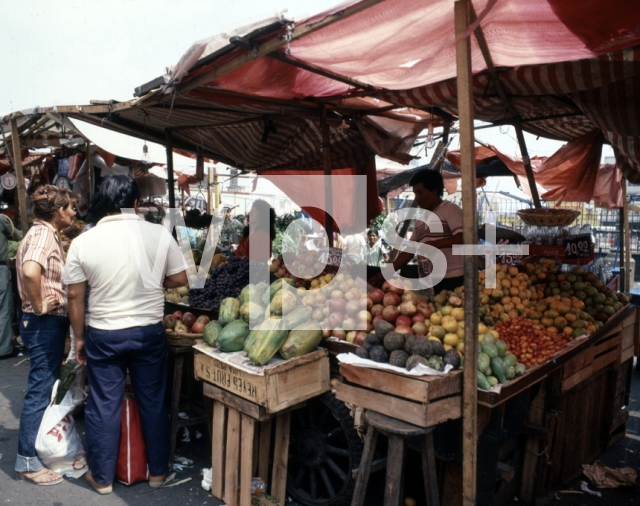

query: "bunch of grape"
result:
(188, 256), (277, 309)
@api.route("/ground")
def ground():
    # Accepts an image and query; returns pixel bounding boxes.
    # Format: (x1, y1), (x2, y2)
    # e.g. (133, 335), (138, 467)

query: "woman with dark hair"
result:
(64, 175), (187, 494)
(15, 184), (78, 485)
(366, 229), (389, 267)
(235, 199), (275, 262)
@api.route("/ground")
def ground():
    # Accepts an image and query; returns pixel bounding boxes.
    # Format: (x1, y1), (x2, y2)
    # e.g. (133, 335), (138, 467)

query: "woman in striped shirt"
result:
(15, 185), (77, 486)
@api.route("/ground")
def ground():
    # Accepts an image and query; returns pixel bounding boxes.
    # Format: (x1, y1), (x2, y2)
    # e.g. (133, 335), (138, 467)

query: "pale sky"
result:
(0, 0), (613, 198)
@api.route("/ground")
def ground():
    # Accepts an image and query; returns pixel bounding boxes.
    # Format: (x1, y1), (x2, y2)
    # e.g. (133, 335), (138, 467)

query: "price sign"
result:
(319, 247), (345, 267)
(563, 234), (592, 259)
(496, 253), (523, 264)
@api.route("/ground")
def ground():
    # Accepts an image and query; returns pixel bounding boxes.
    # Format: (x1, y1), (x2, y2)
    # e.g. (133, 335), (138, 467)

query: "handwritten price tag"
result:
(497, 253), (523, 264)
(564, 234), (591, 259)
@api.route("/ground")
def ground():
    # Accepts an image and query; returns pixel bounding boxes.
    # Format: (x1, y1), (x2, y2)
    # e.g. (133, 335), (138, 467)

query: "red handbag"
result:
(116, 391), (149, 485)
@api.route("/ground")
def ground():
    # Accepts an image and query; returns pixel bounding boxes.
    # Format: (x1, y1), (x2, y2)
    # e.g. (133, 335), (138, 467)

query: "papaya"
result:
(264, 278), (296, 305)
(482, 342), (499, 359)
(478, 352), (491, 372)
(486, 376), (499, 387)
(240, 301), (265, 325)
(248, 318), (290, 365)
(203, 321), (223, 347)
(477, 371), (491, 390)
(502, 353), (517, 368)
(515, 363), (526, 377)
(215, 319), (250, 352)
(495, 340), (507, 358)
(283, 306), (313, 329)
(219, 297), (241, 326)
(491, 357), (507, 383)
(270, 289), (298, 316)
(239, 284), (263, 306)
(279, 322), (324, 359)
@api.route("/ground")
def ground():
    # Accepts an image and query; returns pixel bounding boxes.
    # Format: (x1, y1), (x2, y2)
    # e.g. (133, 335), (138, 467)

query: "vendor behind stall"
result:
(235, 199), (275, 262)
(366, 229), (389, 267)
(371, 169), (464, 292)
(0, 213), (22, 358)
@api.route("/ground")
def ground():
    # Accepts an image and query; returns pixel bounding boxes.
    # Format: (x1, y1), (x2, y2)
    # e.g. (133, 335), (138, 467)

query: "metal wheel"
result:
(287, 392), (363, 506)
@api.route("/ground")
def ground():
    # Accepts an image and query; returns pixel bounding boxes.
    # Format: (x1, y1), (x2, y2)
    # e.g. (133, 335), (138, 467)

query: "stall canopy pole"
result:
(624, 180), (631, 290)
(321, 105), (334, 248)
(455, 2), (478, 505)
(165, 131), (176, 210)
(207, 165), (214, 214)
(514, 120), (542, 209)
(9, 119), (29, 232)
(85, 141), (93, 201)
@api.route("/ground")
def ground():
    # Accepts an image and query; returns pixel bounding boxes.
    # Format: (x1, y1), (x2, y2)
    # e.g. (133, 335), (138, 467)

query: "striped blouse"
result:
(16, 220), (68, 316)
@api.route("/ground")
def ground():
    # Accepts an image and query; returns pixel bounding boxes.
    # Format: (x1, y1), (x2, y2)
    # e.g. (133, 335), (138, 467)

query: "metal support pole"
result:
(321, 106), (334, 248)
(514, 119), (542, 209)
(455, 2), (478, 505)
(9, 119), (29, 232)
(619, 194), (627, 292)
(207, 165), (213, 214)
(165, 131), (176, 210)
(86, 141), (94, 201)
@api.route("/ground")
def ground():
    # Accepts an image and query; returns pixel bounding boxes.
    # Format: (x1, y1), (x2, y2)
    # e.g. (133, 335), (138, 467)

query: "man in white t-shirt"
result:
(372, 169), (464, 292)
(64, 175), (187, 494)
(342, 233), (367, 264)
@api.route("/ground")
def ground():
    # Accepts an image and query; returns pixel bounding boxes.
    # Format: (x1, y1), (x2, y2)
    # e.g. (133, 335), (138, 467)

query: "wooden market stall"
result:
(8, 1), (639, 505)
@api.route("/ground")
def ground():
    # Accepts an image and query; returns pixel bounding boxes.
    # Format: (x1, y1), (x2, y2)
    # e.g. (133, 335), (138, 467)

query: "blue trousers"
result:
(0, 266), (14, 356)
(85, 322), (169, 486)
(15, 313), (68, 473)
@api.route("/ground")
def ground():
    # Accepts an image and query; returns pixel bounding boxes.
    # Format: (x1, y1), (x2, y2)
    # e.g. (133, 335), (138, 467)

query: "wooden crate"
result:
(204, 383), (294, 506)
(560, 308), (637, 393)
(194, 347), (330, 414)
(335, 363), (462, 427)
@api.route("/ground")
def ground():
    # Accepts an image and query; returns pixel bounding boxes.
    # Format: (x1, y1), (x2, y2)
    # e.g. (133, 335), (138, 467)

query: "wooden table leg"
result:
(212, 401), (227, 499)
(271, 412), (291, 504)
(169, 353), (184, 463)
(240, 414), (256, 506)
(258, 418), (272, 482)
(352, 425), (378, 506)
(225, 407), (241, 506)
(384, 434), (404, 506)
(422, 430), (440, 506)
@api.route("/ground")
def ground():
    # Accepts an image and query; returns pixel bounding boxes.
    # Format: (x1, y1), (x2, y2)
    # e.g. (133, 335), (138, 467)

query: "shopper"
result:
(342, 232), (367, 264)
(14, 185), (78, 485)
(64, 175), (187, 494)
(235, 199), (275, 262)
(0, 213), (22, 358)
(366, 229), (389, 267)
(370, 169), (464, 291)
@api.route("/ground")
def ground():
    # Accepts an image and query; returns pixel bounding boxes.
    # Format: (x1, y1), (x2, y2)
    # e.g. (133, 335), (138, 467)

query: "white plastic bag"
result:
(35, 380), (88, 478)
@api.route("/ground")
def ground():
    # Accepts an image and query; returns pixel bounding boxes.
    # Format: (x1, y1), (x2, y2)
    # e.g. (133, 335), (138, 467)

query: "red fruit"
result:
(388, 283), (404, 296)
(173, 311), (183, 320)
(357, 310), (372, 323)
(383, 292), (401, 307)
(366, 297), (373, 310)
(370, 304), (384, 317)
(394, 324), (414, 335)
(402, 291), (418, 302)
(163, 315), (177, 329)
(328, 298), (347, 313)
(411, 313), (425, 324)
(381, 281), (392, 293)
(382, 305), (399, 323)
(196, 315), (210, 325)
(191, 321), (205, 333)
(345, 300), (362, 317)
(329, 312), (344, 328)
(372, 315), (385, 327)
(412, 322), (428, 335)
(332, 328), (346, 340)
(182, 312), (196, 328)
(320, 322), (332, 337)
(395, 315), (412, 327)
(398, 300), (417, 316)
(354, 331), (367, 346)
(369, 289), (384, 303)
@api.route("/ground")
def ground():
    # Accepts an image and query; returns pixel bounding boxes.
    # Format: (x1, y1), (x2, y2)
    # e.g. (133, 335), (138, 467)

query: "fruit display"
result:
(165, 284), (190, 305)
(163, 311), (210, 334)
(188, 257), (276, 309)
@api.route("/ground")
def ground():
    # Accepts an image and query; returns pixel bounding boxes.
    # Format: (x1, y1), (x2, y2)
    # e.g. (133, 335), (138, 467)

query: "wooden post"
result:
(86, 141), (93, 201)
(455, 2), (478, 506)
(207, 165), (214, 214)
(624, 181), (632, 290)
(165, 131), (176, 210)
(321, 106), (334, 248)
(9, 119), (29, 233)
(514, 120), (542, 209)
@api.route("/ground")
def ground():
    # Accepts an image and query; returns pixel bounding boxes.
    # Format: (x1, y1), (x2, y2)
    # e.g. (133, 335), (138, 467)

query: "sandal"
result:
(16, 469), (63, 486)
(149, 472), (168, 489)
(85, 470), (112, 495)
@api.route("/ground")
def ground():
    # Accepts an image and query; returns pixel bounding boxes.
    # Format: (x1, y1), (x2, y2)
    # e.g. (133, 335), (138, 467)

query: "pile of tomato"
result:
(494, 316), (570, 368)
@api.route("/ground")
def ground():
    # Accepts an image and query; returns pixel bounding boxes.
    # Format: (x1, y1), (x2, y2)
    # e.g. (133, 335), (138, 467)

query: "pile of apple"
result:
(163, 310), (210, 335)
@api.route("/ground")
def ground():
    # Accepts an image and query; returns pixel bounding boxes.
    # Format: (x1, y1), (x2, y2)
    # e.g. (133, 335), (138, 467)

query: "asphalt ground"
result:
(2, 351), (640, 505)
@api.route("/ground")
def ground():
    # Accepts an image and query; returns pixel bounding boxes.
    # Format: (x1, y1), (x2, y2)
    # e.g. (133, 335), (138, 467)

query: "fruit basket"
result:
(517, 208), (580, 227)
